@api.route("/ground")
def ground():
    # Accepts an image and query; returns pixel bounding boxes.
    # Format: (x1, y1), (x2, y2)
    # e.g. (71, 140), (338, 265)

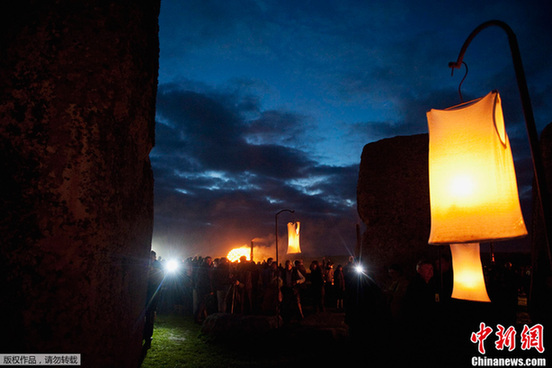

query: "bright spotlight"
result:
(354, 264), (365, 274)
(165, 259), (179, 273)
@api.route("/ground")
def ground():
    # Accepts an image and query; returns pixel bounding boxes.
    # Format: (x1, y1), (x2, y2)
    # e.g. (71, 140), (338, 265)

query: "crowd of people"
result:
(143, 250), (529, 362)
(147, 253), (353, 324)
(142, 251), (361, 351)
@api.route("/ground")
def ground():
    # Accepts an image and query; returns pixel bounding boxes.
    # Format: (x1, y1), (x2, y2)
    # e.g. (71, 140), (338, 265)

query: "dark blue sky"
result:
(151, 0), (552, 259)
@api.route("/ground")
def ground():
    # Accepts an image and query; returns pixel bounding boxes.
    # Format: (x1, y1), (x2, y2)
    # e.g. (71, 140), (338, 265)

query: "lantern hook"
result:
(448, 19), (552, 268)
(451, 61), (468, 103)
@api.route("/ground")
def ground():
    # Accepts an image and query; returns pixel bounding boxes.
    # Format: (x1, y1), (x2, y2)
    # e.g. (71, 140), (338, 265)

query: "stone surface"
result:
(0, 1), (159, 367)
(356, 134), (433, 285)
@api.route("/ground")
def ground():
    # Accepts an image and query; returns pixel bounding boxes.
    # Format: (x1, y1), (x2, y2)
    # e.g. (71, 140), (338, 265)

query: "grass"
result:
(140, 314), (285, 368)
(140, 312), (354, 368)
(140, 314), (240, 368)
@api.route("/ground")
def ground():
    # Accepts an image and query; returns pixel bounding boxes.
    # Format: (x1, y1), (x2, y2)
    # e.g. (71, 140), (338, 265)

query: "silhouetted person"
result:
(333, 264), (345, 310)
(384, 263), (409, 323)
(436, 256), (453, 305)
(487, 261), (518, 326)
(295, 259), (308, 283)
(343, 261), (390, 357)
(261, 258), (274, 289)
(342, 256), (355, 279)
(309, 260), (325, 313)
(261, 261), (281, 315)
(194, 256), (214, 323)
(323, 260), (334, 308)
(143, 251), (164, 349)
(403, 260), (438, 361)
(213, 257), (231, 313)
(280, 260), (305, 322)
(235, 256), (254, 314)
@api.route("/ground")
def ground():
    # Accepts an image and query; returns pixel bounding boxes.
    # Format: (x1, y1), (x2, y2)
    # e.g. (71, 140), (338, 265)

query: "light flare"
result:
(164, 259), (180, 273)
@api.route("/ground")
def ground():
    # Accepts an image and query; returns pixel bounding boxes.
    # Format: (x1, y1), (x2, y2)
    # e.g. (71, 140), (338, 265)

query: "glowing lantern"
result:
(427, 90), (527, 302)
(287, 222), (301, 254)
(227, 246), (251, 262)
(449, 243), (490, 302)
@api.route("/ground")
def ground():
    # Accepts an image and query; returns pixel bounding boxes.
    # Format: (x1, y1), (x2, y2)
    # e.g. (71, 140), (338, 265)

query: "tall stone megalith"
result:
(0, 1), (159, 367)
(357, 134), (432, 286)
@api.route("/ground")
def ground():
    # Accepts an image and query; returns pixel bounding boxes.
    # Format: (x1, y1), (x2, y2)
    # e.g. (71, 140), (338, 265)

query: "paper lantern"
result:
(427, 90), (527, 302)
(287, 221), (301, 254)
(449, 243), (490, 302)
(427, 91), (527, 244)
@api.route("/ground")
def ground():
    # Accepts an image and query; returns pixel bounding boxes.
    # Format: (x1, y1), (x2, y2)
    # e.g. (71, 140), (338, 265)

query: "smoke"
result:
(251, 236), (269, 243)
(249, 234), (275, 262)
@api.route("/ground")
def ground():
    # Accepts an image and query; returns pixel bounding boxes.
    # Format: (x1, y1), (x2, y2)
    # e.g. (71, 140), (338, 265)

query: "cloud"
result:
(153, 0), (552, 258)
(151, 82), (361, 257)
(244, 110), (310, 146)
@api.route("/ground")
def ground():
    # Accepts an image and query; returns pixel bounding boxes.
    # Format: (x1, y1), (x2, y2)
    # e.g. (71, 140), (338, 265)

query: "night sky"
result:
(150, 0), (552, 260)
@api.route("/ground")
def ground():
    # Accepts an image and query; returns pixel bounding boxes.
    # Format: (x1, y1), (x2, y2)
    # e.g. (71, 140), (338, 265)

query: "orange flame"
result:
(227, 246), (251, 262)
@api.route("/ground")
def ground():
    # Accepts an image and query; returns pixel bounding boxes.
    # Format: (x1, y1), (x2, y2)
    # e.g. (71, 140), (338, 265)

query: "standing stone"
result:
(0, 1), (159, 367)
(357, 134), (433, 286)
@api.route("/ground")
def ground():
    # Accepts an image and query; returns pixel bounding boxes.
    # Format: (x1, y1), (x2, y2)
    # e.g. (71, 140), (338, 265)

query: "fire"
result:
(226, 246), (251, 262)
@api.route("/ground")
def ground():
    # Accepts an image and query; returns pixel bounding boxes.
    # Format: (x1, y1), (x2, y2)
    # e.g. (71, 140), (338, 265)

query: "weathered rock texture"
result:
(0, 1), (159, 367)
(357, 134), (433, 285)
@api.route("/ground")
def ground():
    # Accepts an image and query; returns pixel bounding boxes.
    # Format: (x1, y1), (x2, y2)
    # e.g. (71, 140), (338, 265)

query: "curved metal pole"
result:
(449, 20), (552, 268)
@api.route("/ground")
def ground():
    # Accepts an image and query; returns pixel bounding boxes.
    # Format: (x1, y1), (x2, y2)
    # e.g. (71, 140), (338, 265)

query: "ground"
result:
(140, 309), (358, 368)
